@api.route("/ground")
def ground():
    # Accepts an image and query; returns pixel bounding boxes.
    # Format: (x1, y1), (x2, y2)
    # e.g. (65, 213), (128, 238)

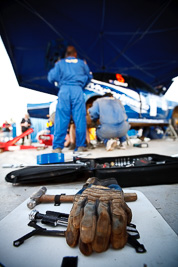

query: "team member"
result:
(88, 93), (130, 151)
(48, 46), (92, 153)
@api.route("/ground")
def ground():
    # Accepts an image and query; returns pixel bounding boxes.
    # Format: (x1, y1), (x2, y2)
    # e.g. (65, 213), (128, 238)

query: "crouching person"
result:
(88, 93), (130, 151)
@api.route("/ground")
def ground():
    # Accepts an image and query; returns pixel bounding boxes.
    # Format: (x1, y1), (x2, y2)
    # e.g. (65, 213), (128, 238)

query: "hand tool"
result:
(13, 221), (146, 253)
(13, 220), (65, 247)
(133, 143), (148, 148)
(27, 186), (138, 209)
(29, 210), (69, 227)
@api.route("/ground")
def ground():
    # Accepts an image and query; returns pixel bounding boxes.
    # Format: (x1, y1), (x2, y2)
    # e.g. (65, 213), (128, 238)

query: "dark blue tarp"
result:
(0, 0), (178, 95)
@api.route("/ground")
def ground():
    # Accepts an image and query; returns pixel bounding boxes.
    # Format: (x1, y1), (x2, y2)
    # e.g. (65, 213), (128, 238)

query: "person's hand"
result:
(66, 179), (132, 255)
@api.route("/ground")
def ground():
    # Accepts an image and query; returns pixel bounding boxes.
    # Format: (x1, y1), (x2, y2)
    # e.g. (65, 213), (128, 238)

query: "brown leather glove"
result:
(66, 180), (132, 256)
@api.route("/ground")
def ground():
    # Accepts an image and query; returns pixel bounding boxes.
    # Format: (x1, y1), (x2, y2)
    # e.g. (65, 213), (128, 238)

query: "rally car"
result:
(84, 73), (178, 132)
(49, 73), (178, 133)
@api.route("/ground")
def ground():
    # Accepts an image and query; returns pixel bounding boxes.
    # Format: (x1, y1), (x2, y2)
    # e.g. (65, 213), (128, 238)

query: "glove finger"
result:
(110, 201), (128, 249)
(66, 217), (79, 247)
(79, 238), (93, 256)
(65, 195), (83, 247)
(92, 201), (111, 253)
(122, 202), (132, 224)
(80, 201), (97, 243)
(73, 197), (86, 228)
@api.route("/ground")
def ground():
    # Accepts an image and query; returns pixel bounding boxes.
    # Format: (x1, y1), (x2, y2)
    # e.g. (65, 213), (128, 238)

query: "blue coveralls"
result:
(48, 56), (92, 149)
(88, 97), (130, 145)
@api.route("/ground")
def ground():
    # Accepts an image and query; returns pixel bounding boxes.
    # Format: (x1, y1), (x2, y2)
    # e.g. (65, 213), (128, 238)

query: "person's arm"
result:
(88, 100), (100, 122)
(47, 62), (60, 84)
(20, 118), (25, 126)
(28, 119), (32, 127)
(83, 60), (93, 85)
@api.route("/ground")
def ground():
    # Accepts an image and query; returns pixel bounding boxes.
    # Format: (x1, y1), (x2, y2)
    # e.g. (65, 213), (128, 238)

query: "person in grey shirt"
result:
(88, 93), (130, 151)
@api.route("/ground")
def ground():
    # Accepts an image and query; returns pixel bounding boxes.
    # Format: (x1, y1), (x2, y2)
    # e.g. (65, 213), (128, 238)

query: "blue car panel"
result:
(84, 73), (178, 128)
(50, 73), (178, 130)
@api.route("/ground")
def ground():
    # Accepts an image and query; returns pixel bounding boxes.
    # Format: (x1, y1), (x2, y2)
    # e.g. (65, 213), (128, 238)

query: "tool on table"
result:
(126, 223), (146, 253)
(13, 220), (66, 247)
(27, 187), (75, 209)
(27, 186), (137, 209)
(13, 221), (146, 254)
(13, 220), (146, 253)
(29, 210), (69, 227)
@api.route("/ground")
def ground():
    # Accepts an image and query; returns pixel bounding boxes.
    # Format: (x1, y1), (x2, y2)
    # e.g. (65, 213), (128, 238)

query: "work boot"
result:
(76, 146), (88, 152)
(52, 148), (62, 153)
(87, 142), (95, 149)
(118, 142), (127, 150)
(68, 143), (76, 150)
(106, 139), (117, 151)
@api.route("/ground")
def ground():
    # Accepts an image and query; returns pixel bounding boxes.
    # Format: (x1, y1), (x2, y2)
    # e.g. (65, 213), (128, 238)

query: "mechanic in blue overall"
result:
(47, 46), (93, 153)
(88, 93), (130, 151)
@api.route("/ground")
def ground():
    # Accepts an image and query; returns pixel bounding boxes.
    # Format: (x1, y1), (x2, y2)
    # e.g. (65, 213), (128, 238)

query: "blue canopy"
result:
(0, 0), (177, 95)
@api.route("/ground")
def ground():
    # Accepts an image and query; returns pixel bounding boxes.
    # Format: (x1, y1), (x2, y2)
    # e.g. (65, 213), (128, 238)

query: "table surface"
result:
(0, 189), (178, 267)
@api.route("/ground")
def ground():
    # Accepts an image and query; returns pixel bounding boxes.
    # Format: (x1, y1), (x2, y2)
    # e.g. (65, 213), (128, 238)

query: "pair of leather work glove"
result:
(66, 177), (132, 256)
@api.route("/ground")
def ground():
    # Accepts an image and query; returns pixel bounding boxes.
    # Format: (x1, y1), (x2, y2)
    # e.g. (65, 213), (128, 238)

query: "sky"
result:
(0, 37), (178, 127)
(0, 38), (57, 126)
